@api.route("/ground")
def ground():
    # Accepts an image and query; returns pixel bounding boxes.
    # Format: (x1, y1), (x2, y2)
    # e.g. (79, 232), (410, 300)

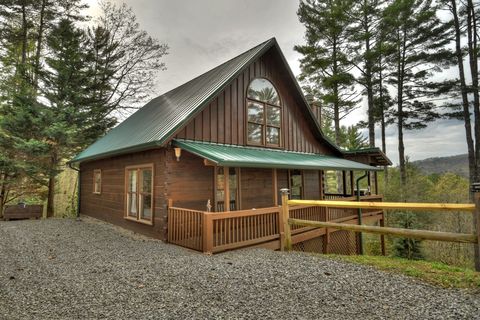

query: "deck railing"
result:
(167, 207), (204, 251)
(167, 195), (384, 254)
(205, 207), (281, 253)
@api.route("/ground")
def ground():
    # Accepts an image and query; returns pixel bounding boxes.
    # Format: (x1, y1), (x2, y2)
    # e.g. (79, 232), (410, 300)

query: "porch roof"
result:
(173, 140), (381, 171)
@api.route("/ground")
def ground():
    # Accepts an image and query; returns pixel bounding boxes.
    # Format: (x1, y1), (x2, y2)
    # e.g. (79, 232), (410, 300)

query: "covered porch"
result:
(167, 140), (387, 254)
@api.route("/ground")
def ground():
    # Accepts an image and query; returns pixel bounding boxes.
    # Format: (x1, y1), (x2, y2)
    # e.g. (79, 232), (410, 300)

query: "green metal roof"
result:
(173, 140), (382, 171)
(71, 37), (379, 164)
(71, 38), (277, 163)
(344, 147), (392, 165)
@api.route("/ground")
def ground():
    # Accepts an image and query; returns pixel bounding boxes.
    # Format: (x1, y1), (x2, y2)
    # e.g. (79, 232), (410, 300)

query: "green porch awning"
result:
(173, 140), (381, 171)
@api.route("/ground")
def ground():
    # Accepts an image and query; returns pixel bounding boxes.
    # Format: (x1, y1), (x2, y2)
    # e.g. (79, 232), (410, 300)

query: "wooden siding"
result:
(165, 148), (214, 211)
(80, 149), (167, 240)
(240, 168), (275, 209)
(303, 170), (321, 200)
(174, 48), (334, 155)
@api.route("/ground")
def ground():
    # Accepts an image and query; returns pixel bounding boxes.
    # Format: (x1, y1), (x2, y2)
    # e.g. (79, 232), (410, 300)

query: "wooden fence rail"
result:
(282, 188), (480, 271)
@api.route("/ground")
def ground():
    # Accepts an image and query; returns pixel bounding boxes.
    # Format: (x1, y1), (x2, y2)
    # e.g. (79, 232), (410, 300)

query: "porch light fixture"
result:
(174, 147), (182, 161)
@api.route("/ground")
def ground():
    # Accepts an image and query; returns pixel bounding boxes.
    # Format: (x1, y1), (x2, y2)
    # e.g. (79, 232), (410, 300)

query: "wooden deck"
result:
(167, 195), (384, 254)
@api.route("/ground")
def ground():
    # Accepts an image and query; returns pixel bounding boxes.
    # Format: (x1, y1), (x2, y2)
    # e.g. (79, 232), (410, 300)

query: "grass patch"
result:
(326, 254), (480, 290)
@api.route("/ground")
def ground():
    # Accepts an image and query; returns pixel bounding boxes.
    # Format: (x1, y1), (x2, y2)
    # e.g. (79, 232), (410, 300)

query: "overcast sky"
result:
(86, 0), (468, 164)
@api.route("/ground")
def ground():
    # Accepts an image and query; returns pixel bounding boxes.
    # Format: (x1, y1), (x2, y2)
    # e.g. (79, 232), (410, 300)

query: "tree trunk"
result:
(364, 1), (375, 147)
(397, 29), (407, 187)
(46, 152), (58, 218)
(0, 181), (7, 219)
(451, 0), (476, 196)
(46, 176), (55, 218)
(20, 0), (28, 78)
(466, 0), (480, 182)
(33, 0), (47, 88)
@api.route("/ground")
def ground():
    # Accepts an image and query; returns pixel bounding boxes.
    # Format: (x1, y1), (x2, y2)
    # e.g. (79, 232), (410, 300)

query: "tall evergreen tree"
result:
(348, 0), (388, 147)
(382, 0), (454, 187)
(40, 19), (113, 216)
(295, 0), (359, 145)
(441, 0), (478, 192)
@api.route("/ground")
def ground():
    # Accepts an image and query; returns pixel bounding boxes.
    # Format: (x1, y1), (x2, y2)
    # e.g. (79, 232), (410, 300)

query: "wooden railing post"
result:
(280, 188), (292, 251)
(203, 212), (213, 254)
(472, 183), (480, 271)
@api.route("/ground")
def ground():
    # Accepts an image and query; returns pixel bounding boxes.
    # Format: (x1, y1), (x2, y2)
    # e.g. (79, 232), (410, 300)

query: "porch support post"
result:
(472, 183), (480, 271)
(342, 171), (347, 196)
(224, 167), (230, 212)
(380, 213), (386, 256)
(273, 169), (278, 206)
(202, 212), (213, 254)
(367, 172), (372, 194)
(350, 171), (354, 196)
(280, 188), (292, 251)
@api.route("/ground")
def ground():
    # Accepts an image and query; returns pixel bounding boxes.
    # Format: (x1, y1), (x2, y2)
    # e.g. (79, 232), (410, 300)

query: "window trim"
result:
(124, 163), (154, 225)
(214, 166), (241, 212)
(245, 78), (282, 148)
(93, 169), (102, 194)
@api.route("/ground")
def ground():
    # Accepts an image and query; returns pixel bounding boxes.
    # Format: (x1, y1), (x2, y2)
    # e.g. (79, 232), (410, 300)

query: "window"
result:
(215, 167), (239, 211)
(93, 170), (101, 194)
(289, 170), (303, 200)
(125, 164), (154, 224)
(247, 78), (281, 146)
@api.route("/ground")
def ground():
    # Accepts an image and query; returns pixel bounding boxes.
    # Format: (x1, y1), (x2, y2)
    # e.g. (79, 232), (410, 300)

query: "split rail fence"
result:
(281, 188), (480, 271)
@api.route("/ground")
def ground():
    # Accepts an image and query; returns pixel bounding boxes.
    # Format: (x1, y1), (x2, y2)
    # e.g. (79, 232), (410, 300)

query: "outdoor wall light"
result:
(174, 147), (182, 161)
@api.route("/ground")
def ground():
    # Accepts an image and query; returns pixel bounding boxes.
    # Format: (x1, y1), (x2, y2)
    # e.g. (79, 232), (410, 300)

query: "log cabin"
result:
(71, 38), (391, 254)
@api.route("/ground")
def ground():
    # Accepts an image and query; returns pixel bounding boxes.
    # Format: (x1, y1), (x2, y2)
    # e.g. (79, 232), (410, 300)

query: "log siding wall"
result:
(80, 149), (168, 240)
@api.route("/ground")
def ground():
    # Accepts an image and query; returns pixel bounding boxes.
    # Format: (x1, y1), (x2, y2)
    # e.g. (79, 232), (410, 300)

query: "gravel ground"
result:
(1, 217), (479, 320)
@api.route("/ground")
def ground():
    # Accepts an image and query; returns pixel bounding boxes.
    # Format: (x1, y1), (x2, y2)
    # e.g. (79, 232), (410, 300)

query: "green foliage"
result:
(392, 212), (424, 260)
(321, 118), (368, 151)
(0, 0), (167, 216)
(295, 0), (359, 144)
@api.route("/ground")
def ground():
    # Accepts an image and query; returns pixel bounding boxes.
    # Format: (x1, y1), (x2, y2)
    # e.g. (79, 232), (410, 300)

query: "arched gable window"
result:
(246, 78), (281, 147)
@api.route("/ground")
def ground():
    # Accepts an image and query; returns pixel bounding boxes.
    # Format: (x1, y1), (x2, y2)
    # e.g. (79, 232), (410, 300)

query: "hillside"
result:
(412, 154), (469, 178)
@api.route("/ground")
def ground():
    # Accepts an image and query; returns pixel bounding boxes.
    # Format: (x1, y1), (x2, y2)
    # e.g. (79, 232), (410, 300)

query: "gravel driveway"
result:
(1, 217), (479, 320)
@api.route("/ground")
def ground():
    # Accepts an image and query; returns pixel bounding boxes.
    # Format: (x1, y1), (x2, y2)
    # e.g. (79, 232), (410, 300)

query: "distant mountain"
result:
(412, 154), (469, 178)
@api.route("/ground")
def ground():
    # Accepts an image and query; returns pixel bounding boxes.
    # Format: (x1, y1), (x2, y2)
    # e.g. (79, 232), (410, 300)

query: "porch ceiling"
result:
(173, 140), (382, 171)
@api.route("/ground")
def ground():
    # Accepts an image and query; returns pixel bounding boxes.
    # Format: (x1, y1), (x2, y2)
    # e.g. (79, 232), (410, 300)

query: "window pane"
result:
(266, 127), (280, 145)
(128, 193), (137, 217)
(267, 106), (281, 126)
(141, 169), (152, 193)
(247, 78), (280, 105)
(129, 170), (137, 192)
(247, 123), (263, 143)
(291, 187), (302, 200)
(141, 194), (152, 219)
(216, 167), (224, 190)
(247, 102), (264, 123)
(94, 171), (101, 193)
(290, 170), (302, 200)
(229, 168), (237, 210)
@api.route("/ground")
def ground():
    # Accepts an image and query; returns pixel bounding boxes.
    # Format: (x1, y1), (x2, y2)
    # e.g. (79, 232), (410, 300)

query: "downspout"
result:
(68, 162), (81, 219)
(356, 171), (369, 255)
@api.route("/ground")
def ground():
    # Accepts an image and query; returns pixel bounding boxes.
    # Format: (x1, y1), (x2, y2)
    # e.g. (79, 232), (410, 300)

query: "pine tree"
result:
(381, 0), (454, 187)
(393, 211), (424, 259)
(295, 0), (360, 145)
(348, 0), (390, 147)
